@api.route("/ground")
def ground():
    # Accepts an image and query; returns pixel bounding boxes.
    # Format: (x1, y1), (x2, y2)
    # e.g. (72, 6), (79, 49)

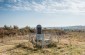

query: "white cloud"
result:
(32, 2), (45, 12)
(32, 0), (85, 13)
(0, 0), (85, 13)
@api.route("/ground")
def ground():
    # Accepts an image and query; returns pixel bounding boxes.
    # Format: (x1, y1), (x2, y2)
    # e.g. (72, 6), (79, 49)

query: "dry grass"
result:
(0, 32), (85, 55)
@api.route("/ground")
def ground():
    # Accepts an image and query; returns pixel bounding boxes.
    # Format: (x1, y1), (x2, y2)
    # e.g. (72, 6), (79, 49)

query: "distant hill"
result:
(45, 25), (85, 31)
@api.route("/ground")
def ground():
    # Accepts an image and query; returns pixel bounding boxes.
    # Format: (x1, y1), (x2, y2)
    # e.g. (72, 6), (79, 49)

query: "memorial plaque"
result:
(36, 34), (44, 40)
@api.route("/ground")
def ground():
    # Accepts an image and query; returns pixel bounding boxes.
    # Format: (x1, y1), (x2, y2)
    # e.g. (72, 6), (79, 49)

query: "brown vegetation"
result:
(0, 25), (66, 38)
(0, 25), (35, 38)
(0, 25), (85, 55)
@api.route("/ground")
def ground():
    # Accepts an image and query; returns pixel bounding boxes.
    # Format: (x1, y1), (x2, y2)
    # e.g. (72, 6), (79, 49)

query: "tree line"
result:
(0, 25), (35, 38)
(0, 25), (66, 38)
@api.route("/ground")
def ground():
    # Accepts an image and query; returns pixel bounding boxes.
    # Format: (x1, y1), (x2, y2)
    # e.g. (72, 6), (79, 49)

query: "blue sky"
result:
(0, 0), (85, 27)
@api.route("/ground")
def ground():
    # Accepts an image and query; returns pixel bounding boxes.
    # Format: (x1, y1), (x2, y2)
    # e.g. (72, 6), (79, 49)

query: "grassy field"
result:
(0, 32), (85, 55)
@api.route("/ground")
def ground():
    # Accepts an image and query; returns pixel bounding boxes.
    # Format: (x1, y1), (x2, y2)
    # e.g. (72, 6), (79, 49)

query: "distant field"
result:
(0, 32), (85, 55)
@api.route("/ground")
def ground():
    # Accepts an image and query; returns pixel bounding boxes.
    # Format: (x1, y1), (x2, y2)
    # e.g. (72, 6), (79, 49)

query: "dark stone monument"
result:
(36, 25), (44, 48)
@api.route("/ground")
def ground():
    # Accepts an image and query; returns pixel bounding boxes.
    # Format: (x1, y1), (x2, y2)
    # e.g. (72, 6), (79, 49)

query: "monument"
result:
(36, 25), (44, 48)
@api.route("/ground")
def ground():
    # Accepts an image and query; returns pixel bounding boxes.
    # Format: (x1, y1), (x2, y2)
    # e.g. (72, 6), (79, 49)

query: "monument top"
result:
(37, 25), (42, 28)
(36, 25), (42, 34)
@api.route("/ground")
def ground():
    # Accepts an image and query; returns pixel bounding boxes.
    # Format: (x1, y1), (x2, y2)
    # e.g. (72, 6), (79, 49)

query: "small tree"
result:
(4, 25), (10, 30)
(13, 25), (19, 29)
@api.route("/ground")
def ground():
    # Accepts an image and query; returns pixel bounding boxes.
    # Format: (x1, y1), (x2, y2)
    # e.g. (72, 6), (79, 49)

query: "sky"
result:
(0, 0), (85, 27)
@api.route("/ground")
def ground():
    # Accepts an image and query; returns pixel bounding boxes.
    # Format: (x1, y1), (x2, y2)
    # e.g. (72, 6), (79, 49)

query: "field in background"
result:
(0, 31), (85, 55)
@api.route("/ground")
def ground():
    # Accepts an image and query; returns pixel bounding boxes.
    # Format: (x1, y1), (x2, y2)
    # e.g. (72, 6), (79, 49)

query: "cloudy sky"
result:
(0, 0), (85, 27)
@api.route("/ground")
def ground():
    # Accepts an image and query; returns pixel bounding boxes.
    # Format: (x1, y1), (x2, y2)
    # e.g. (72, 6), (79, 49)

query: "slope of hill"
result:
(45, 25), (85, 31)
